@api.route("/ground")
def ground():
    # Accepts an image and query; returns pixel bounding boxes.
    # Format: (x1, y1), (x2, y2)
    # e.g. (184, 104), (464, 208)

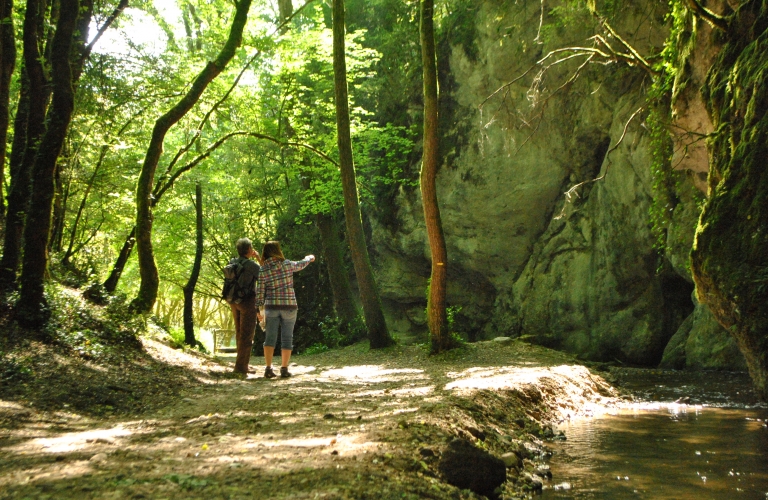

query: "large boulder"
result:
(438, 438), (506, 498)
(660, 296), (746, 371)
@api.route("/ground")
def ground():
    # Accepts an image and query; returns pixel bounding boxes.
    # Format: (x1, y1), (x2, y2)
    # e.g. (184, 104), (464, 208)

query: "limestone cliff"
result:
(369, 0), (746, 370)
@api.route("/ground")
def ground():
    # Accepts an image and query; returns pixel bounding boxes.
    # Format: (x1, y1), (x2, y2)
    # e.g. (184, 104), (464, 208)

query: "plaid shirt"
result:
(255, 256), (312, 309)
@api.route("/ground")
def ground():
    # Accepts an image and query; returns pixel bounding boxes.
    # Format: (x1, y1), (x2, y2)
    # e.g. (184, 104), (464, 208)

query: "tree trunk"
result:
(0, 0), (16, 225)
(0, 0), (47, 290)
(316, 212), (361, 341)
(132, 0), (252, 313)
(420, 0), (450, 353)
(692, 0), (768, 400)
(63, 146), (106, 264)
(49, 154), (66, 253)
(183, 182), (203, 347)
(332, 0), (393, 348)
(103, 226), (136, 293)
(17, 0), (82, 328)
(277, 0), (292, 22)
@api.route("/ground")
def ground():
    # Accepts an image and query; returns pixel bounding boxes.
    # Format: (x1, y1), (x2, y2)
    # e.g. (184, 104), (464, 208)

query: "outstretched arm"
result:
(289, 255), (314, 272)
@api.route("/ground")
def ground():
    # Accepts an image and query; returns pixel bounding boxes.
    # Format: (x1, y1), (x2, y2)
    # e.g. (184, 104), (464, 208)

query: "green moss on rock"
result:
(692, 0), (768, 399)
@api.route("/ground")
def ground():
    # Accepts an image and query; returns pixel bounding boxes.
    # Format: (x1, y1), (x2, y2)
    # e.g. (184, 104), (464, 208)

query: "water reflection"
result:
(543, 371), (768, 499)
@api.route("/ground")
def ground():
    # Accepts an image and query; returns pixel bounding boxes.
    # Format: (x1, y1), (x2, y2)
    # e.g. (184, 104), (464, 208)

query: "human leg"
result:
(230, 304), (242, 373)
(263, 309), (281, 377)
(234, 298), (256, 374)
(279, 309), (297, 376)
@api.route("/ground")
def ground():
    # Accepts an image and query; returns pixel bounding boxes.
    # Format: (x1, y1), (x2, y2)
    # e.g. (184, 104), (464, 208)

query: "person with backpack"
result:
(224, 238), (262, 376)
(256, 240), (314, 378)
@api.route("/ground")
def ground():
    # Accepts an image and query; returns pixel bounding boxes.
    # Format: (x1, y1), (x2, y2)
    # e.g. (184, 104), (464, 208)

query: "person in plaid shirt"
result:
(256, 240), (314, 378)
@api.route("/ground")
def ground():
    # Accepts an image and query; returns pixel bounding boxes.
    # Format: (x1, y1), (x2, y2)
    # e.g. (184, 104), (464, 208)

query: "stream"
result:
(542, 369), (768, 499)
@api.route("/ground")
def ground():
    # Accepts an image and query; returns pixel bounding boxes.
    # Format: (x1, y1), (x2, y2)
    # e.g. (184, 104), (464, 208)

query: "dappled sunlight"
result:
(0, 459), (96, 488)
(446, 364), (617, 420)
(18, 425), (133, 453)
(242, 430), (380, 457)
(318, 365), (427, 384)
(348, 384), (436, 399)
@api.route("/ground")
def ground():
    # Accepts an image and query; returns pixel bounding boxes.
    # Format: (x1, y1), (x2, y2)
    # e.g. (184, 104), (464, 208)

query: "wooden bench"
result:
(213, 329), (237, 354)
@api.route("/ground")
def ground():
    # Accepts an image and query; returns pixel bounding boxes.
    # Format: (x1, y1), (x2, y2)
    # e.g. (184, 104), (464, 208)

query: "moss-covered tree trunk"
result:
(332, 0), (393, 348)
(16, 0), (83, 328)
(0, 0), (46, 290)
(132, 0), (252, 313)
(0, 0), (16, 224)
(316, 212), (361, 341)
(692, 0), (768, 400)
(183, 182), (203, 347)
(420, 0), (450, 353)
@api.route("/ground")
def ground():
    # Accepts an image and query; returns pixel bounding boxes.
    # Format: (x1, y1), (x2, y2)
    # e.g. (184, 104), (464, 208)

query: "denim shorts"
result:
(263, 308), (298, 350)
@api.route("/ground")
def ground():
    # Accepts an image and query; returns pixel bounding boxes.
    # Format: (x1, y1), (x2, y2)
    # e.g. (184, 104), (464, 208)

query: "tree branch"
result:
(554, 106), (645, 220)
(685, 0), (728, 31)
(79, 0), (130, 65)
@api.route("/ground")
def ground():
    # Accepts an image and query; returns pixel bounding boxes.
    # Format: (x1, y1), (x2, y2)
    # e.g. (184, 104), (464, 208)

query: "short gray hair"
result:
(236, 238), (253, 257)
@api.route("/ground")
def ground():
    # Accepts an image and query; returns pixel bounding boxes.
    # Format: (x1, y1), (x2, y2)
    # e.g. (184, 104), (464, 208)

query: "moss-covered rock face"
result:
(692, 0), (768, 399)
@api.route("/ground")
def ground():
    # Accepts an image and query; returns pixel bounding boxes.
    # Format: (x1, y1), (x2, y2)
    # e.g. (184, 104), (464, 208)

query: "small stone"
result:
(493, 336), (513, 345)
(501, 452), (520, 468)
(89, 453), (108, 462)
(466, 426), (486, 441)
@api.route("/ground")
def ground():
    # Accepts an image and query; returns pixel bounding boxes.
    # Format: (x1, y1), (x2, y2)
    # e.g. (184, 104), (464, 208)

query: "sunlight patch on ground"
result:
(446, 365), (618, 420)
(347, 384), (435, 398)
(0, 461), (95, 488)
(446, 365), (594, 390)
(19, 425), (132, 453)
(318, 365), (426, 384)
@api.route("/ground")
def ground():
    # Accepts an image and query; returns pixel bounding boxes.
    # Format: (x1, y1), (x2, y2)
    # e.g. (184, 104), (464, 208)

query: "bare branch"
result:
(599, 20), (658, 76)
(152, 131), (337, 203)
(554, 106), (645, 220)
(685, 0), (729, 31)
(80, 0), (130, 65)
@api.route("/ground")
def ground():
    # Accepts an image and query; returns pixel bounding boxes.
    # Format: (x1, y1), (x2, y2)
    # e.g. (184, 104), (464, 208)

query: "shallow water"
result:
(542, 370), (768, 499)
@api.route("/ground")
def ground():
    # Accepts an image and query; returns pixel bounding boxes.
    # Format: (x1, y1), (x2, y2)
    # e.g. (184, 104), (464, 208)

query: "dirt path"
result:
(0, 339), (620, 499)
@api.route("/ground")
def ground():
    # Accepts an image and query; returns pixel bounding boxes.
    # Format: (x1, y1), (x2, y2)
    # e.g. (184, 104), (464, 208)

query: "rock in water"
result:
(438, 438), (506, 498)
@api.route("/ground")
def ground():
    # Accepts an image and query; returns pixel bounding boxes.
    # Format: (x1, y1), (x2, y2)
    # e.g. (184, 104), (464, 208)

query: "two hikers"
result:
(226, 238), (313, 378)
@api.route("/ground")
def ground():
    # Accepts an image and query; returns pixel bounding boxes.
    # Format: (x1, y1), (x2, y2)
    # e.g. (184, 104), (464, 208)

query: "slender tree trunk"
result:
(17, 0), (82, 328)
(49, 154), (65, 253)
(332, 0), (393, 348)
(183, 182), (203, 347)
(316, 212), (361, 341)
(63, 146), (106, 264)
(0, 0), (47, 290)
(133, 0), (252, 313)
(420, 0), (450, 353)
(0, 0), (16, 225)
(277, 0), (292, 22)
(103, 226), (135, 293)
(52, 158), (72, 253)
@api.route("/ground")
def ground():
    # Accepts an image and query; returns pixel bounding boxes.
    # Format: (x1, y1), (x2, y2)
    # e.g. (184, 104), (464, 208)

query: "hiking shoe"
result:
(264, 366), (276, 379)
(280, 367), (291, 378)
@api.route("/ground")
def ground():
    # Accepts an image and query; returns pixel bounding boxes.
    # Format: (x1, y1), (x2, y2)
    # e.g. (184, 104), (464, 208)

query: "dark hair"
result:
(262, 240), (285, 261)
(236, 238), (253, 257)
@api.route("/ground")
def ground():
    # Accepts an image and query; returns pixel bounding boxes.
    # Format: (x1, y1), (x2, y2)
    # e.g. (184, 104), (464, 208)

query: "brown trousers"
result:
(230, 295), (257, 374)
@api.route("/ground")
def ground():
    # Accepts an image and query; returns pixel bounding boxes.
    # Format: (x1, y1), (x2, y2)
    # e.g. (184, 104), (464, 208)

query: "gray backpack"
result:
(222, 258), (256, 304)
